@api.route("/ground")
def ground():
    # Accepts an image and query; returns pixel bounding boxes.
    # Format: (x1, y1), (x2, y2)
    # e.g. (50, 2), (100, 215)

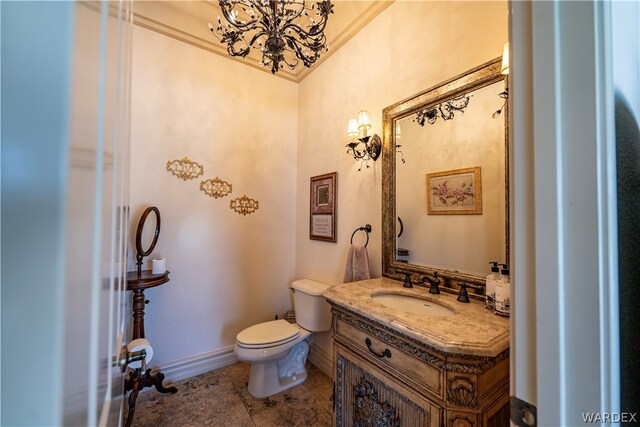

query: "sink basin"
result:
(372, 294), (455, 317)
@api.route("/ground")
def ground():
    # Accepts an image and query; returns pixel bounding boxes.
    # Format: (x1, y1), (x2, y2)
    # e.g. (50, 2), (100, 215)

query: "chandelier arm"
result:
(280, 1), (306, 23)
(284, 35), (325, 56)
(246, 30), (269, 48)
(219, 1), (261, 31)
(226, 43), (251, 58)
(282, 18), (328, 39)
(282, 35), (326, 61)
(250, 1), (273, 25)
(282, 26), (326, 50)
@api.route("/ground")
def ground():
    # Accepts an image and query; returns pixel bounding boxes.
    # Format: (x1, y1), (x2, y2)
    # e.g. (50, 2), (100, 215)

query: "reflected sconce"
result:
(494, 42), (510, 118)
(395, 122), (406, 164)
(345, 110), (381, 171)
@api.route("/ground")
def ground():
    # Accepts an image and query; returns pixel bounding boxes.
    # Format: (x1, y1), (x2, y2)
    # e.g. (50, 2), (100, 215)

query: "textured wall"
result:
(130, 26), (299, 365)
(296, 1), (507, 359)
(129, 0), (508, 372)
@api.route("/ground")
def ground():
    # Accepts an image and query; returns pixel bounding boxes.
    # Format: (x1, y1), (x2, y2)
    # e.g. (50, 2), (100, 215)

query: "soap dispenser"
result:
(494, 264), (510, 316)
(485, 261), (500, 310)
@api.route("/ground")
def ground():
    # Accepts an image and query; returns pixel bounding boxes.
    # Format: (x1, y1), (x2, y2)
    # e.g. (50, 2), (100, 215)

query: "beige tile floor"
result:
(130, 362), (334, 427)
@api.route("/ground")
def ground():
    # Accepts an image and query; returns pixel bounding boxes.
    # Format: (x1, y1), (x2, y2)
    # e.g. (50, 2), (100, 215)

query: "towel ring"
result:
(350, 224), (372, 247)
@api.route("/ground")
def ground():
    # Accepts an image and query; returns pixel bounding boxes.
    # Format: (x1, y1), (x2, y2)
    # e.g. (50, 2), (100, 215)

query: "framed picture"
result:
(310, 172), (337, 242)
(426, 167), (482, 215)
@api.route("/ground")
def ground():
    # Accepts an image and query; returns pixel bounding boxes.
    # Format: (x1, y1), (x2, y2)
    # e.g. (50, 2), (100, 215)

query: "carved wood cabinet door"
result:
(334, 346), (442, 427)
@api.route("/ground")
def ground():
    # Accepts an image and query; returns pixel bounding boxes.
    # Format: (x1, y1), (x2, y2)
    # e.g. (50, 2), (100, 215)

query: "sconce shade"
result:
(347, 118), (359, 137)
(345, 109), (381, 171)
(358, 110), (372, 131)
(501, 42), (509, 75)
(395, 122), (402, 140)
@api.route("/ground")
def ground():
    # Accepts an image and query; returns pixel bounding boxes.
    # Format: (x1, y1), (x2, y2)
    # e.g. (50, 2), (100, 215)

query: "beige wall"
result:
(296, 1), (507, 357)
(130, 26), (299, 365)
(129, 0), (507, 373)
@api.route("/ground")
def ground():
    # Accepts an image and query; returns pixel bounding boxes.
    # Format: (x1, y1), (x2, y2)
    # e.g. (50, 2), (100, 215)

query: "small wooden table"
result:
(124, 270), (177, 427)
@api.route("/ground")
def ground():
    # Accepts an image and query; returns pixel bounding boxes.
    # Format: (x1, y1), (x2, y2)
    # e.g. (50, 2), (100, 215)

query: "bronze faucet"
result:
(418, 272), (441, 294)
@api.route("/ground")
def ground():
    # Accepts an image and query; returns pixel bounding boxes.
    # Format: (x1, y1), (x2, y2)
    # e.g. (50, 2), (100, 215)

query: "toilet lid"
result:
(237, 319), (300, 347)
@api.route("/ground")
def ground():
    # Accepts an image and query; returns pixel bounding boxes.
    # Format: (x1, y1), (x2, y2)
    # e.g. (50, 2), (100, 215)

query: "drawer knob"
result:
(365, 338), (392, 358)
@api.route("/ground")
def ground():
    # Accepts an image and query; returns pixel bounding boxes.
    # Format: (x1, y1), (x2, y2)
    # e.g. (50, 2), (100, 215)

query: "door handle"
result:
(113, 345), (147, 373)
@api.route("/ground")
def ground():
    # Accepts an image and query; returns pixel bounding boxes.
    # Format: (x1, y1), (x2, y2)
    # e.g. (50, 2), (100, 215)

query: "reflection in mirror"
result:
(382, 58), (508, 297)
(135, 206), (161, 275)
(395, 80), (506, 276)
(141, 212), (158, 252)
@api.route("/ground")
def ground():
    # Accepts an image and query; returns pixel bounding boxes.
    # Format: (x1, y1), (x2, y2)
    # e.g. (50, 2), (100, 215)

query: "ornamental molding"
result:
(330, 304), (508, 374)
(200, 177), (232, 199)
(353, 379), (400, 427)
(166, 156), (204, 180)
(446, 376), (478, 408)
(230, 195), (259, 215)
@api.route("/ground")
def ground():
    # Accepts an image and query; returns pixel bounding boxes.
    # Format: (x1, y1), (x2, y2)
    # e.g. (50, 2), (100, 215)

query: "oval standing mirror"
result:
(382, 58), (508, 298)
(135, 206), (161, 274)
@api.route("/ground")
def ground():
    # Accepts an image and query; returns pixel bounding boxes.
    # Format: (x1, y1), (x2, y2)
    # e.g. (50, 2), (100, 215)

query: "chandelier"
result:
(209, 0), (334, 74)
(414, 94), (472, 126)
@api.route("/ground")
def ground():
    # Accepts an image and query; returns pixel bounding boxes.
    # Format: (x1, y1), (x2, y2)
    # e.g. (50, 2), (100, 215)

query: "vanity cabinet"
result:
(330, 304), (510, 427)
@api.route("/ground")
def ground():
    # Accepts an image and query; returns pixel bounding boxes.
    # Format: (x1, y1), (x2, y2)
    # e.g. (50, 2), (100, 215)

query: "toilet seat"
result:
(236, 319), (300, 349)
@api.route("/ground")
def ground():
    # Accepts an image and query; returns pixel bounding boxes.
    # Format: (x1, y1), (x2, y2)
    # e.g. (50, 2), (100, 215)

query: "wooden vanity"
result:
(325, 278), (510, 427)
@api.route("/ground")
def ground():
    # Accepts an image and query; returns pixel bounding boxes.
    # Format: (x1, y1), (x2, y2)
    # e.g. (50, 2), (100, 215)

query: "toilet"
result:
(234, 279), (332, 398)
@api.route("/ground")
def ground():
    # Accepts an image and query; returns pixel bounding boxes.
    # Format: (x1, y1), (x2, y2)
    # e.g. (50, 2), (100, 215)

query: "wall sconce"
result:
(494, 42), (510, 118)
(345, 110), (381, 171)
(501, 42), (510, 75)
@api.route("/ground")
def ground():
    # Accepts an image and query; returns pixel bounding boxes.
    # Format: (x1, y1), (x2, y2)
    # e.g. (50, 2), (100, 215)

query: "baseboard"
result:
(153, 345), (238, 385)
(308, 342), (333, 377)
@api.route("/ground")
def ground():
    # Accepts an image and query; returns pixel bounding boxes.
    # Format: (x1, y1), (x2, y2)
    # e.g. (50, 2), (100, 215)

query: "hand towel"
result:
(343, 245), (371, 283)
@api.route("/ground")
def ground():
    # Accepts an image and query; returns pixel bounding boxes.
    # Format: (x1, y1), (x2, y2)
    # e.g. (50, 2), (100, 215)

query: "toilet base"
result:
(246, 336), (311, 398)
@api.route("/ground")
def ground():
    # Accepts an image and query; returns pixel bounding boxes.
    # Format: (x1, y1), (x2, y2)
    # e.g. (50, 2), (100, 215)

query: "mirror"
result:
(382, 58), (508, 296)
(135, 206), (161, 274)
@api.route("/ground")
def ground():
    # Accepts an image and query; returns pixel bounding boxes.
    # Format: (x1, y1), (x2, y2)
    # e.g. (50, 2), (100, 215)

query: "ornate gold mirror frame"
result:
(382, 57), (509, 298)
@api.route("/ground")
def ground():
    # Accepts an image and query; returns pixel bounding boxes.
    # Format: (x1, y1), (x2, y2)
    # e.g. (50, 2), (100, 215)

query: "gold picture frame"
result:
(309, 172), (337, 242)
(426, 167), (482, 215)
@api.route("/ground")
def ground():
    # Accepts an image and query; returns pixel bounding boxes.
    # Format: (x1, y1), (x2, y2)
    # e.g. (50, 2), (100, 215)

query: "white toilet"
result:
(234, 279), (332, 398)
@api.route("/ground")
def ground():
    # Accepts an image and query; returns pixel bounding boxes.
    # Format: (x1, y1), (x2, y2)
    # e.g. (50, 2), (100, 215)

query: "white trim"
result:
(308, 342), (333, 378)
(509, 0), (538, 414)
(150, 346), (238, 385)
(511, 0), (621, 424)
(594, 0), (620, 416)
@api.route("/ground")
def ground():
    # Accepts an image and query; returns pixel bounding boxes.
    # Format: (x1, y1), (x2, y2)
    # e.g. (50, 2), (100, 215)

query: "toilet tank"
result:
(290, 279), (332, 332)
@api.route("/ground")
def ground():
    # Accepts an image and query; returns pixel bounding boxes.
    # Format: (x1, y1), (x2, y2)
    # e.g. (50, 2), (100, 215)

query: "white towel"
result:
(343, 245), (371, 283)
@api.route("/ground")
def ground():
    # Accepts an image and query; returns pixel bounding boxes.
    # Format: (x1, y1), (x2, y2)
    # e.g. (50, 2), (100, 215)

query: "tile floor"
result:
(130, 362), (334, 427)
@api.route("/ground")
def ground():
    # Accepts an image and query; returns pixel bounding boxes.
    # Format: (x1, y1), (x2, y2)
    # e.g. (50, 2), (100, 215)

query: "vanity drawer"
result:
(334, 315), (443, 400)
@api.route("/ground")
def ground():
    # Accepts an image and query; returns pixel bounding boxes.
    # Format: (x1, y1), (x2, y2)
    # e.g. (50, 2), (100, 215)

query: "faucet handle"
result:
(457, 282), (470, 303)
(429, 281), (440, 294)
(395, 270), (413, 288)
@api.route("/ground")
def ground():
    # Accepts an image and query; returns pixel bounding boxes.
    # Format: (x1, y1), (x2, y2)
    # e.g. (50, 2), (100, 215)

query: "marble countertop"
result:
(324, 277), (510, 358)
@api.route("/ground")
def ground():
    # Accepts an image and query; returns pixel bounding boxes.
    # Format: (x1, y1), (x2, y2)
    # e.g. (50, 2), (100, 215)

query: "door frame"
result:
(510, 0), (620, 424)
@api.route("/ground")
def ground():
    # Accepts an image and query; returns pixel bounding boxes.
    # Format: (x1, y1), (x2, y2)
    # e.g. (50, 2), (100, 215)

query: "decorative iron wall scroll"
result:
(166, 157), (204, 180)
(230, 195), (259, 215)
(200, 177), (232, 199)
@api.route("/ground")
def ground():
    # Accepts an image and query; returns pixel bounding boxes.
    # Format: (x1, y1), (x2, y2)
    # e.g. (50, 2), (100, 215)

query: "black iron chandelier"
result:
(209, 0), (334, 74)
(414, 94), (472, 126)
